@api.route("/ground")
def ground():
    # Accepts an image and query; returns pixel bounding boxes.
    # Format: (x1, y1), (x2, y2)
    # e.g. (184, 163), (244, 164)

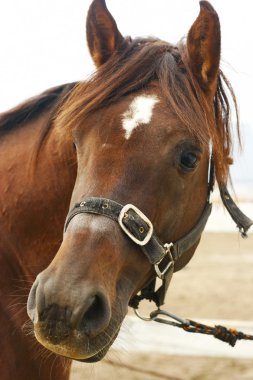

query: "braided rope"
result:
(181, 320), (253, 347)
(145, 309), (253, 347)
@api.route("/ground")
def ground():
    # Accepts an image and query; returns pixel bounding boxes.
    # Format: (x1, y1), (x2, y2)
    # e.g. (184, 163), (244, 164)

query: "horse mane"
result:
(56, 37), (240, 184)
(0, 82), (77, 136)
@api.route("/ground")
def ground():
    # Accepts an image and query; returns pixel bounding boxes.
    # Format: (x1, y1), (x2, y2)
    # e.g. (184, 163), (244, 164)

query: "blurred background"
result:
(0, 1), (252, 379)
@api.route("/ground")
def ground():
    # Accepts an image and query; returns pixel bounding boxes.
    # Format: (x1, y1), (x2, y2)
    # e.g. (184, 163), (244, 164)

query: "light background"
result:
(0, 0), (252, 190)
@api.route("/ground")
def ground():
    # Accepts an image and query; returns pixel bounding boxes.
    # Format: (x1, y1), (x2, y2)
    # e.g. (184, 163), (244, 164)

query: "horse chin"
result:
(77, 339), (115, 363)
(78, 328), (120, 362)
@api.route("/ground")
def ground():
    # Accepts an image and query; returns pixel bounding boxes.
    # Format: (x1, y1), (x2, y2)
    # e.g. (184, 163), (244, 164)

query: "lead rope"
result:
(135, 308), (253, 347)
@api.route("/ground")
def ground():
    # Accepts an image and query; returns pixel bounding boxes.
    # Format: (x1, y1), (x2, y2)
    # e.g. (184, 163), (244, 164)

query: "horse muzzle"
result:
(27, 274), (119, 360)
(26, 215), (141, 360)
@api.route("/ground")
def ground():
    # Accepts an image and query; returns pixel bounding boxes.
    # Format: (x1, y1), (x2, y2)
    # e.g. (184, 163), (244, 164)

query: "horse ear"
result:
(187, 1), (221, 97)
(86, 0), (124, 67)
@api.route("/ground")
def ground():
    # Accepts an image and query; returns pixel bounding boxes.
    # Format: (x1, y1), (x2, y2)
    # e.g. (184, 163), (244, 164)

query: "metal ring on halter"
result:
(150, 309), (190, 326)
(134, 308), (157, 321)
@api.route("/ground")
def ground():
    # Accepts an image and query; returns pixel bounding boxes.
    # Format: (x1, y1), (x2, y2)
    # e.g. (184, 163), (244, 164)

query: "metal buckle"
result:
(154, 243), (174, 279)
(118, 204), (153, 246)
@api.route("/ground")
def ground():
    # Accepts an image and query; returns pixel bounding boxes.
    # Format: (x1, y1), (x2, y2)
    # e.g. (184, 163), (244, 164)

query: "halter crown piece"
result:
(64, 160), (252, 309)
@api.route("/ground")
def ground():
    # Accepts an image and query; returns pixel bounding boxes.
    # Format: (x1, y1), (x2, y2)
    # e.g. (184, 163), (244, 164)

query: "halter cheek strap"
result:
(64, 197), (212, 308)
(219, 185), (253, 237)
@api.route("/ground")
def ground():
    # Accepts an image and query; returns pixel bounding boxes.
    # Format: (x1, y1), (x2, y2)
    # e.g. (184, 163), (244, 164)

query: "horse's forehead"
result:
(121, 94), (159, 139)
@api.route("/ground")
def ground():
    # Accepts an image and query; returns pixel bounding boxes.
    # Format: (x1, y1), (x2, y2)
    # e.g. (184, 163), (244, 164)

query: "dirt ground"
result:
(70, 232), (253, 380)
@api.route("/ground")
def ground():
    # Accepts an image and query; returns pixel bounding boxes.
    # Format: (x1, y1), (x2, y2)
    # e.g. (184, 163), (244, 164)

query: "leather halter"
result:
(64, 160), (252, 308)
(65, 197), (212, 307)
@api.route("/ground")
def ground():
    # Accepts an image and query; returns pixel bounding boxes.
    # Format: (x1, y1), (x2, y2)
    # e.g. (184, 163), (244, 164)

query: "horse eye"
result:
(180, 151), (199, 171)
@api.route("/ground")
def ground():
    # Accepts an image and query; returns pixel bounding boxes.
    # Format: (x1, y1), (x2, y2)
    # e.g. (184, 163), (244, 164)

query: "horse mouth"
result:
(34, 321), (121, 362)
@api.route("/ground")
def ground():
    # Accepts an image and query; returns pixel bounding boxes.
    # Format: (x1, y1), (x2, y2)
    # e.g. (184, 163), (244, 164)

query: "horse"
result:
(0, 0), (251, 379)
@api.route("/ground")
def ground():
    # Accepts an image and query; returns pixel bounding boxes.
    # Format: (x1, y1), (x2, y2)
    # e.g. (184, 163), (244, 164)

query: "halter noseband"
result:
(64, 160), (252, 309)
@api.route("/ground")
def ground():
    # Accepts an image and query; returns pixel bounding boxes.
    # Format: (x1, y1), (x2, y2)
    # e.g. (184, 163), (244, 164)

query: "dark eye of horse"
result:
(180, 151), (199, 171)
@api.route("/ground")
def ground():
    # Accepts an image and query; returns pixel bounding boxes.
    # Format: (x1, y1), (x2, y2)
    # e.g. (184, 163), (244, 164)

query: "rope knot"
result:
(214, 325), (238, 347)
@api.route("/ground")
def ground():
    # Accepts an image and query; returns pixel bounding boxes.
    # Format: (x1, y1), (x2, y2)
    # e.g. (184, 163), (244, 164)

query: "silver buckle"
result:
(118, 204), (153, 246)
(154, 243), (174, 279)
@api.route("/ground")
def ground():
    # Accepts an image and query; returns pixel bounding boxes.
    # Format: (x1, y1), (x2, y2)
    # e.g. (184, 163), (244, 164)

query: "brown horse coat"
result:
(0, 1), (243, 379)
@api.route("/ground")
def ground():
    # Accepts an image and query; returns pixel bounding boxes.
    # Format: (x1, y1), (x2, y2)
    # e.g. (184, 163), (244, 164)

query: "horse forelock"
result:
(56, 37), (239, 185)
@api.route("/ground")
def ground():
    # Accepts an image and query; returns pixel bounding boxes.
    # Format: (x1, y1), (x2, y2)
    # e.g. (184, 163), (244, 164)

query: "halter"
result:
(64, 159), (252, 309)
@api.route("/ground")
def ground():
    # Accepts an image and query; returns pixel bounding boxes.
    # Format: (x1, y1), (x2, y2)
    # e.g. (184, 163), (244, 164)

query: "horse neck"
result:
(0, 108), (77, 281)
(0, 107), (74, 380)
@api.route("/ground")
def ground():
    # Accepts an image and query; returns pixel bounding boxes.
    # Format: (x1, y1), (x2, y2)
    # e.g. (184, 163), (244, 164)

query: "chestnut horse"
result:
(0, 1), (251, 379)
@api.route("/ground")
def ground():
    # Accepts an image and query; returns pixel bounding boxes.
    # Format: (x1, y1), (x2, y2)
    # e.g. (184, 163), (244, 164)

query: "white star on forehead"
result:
(122, 95), (159, 139)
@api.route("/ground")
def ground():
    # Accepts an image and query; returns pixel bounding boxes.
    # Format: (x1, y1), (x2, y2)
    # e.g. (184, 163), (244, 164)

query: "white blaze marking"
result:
(122, 95), (159, 139)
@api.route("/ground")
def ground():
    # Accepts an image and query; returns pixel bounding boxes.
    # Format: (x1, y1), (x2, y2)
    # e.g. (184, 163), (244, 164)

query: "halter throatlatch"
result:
(219, 185), (253, 237)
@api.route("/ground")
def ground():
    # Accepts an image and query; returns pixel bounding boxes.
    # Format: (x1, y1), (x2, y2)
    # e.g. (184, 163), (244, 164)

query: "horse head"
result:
(27, 0), (242, 362)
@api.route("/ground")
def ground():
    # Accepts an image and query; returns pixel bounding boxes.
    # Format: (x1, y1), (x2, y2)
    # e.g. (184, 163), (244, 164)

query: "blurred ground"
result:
(70, 232), (253, 380)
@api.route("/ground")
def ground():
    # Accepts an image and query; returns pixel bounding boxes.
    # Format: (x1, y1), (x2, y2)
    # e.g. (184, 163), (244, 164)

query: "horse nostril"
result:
(27, 277), (111, 339)
(80, 292), (111, 338)
(27, 280), (45, 324)
(27, 282), (38, 322)
(84, 296), (103, 322)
